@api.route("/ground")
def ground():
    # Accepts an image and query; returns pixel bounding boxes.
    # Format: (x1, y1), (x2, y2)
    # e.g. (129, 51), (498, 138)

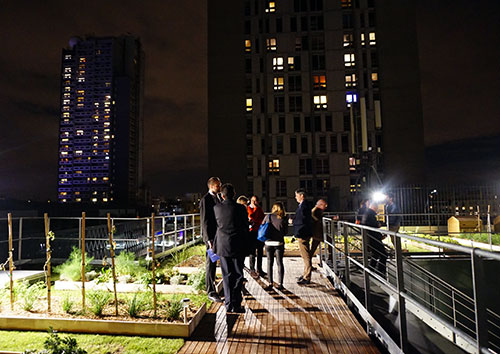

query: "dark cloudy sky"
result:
(0, 0), (498, 201)
(0, 0), (207, 201)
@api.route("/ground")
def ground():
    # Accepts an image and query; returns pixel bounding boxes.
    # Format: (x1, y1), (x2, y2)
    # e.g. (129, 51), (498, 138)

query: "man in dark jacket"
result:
(213, 183), (248, 313)
(199, 177), (222, 302)
(311, 199), (327, 260)
(289, 188), (313, 284)
(361, 201), (387, 276)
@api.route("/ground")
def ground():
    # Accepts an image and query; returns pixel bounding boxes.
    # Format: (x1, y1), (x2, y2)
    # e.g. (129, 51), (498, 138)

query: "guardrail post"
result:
(8, 213), (14, 311)
(146, 218), (150, 248)
(18, 217), (23, 262)
(394, 232), (409, 352)
(471, 249), (488, 352)
(162, 217), (166, 253)
(192, 214), (195, 241)
(184, 215), (187, 245)
(174, 215), (178, 248)
(331, 220), (336, 273)
(361, 228), (371, 314)
(81, 212), (86, 311)
(343, 223), (350, 288)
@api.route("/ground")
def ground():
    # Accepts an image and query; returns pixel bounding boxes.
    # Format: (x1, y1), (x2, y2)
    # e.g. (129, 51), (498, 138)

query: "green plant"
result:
(23, 328), (87, 354)
(139, 271), (163, 289)
(187, 269), (206, 292)
(115, 251), (146, 279)
(166, 300), (183, 321)
(54, 247), (94, 281)
(87, 291), (111, 316)
(62, 294), (74, 314)
(169, 274), (184, 285)
(95, 267), (112, 284)
(18, 281), (45, 312)
(126, 292), (151, 317)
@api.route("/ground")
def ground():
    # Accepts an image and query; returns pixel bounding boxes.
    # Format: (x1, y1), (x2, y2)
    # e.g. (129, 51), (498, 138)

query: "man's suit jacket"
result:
(293, 201), (312, 239)
(213, 199), (249, 257)
(361, 208), (383, 242)
(311, 206), (324, 241)
(200, 192), (220, 244)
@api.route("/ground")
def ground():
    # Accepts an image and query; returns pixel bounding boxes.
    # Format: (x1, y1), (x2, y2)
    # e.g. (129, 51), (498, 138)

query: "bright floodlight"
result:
(372, 191), (387, 203)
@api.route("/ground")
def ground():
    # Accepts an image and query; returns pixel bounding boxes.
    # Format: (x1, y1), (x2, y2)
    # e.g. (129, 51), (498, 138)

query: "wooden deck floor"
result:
(179, 257), (379, 354)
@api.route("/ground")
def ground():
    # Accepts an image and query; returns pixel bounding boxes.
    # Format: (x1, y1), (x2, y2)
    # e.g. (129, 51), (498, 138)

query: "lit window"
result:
(78, 77), (85, 83)
(103, 177), (109, 181)
(63, 99), (70, 105)
(343, 33), (353, 47)
(61, 151), (68, 156)
(265, 1), (276, 12)
(273, 77), (284, 91)
(64, 67), (71, 73)
(63, 112), (70, 117)
(345, 73), (356, 87)
(77, 97), (84, 102)
(313, 95), (328, 110)
(344, 53), (355, 67)
(369, 32), (376, 45)
(103, 198), (108, 202)
(313, 75), (327, 90)
(77, 90), (85, 95)
(104, 122), (110, 127)
(346, 93), (358, 103)
(64, 54), (72, 60)
(92, 198), (97, 203)
(246, 98), (253, 112)
(63, 93), (70, 98)
(272, 57), (284, 71)
(79, 57), (86, 63)
(266, 38), (277, 51)
(341, 0), (352, 8)
(76, 198), (82, 202)
(268, 159), (280, 174)
(371, 73), (378, 82)
(92, 177), (97, 181)
(245, 39), (251, 52)
(76, 130), (84, 135)
(361, 33), (366, 46)
(64, 86), (71, 92)
(75, 150), (82, 155)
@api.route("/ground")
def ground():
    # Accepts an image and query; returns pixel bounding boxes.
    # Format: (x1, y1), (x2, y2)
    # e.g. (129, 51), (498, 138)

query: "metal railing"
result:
(321, 218), (500, 354)
(0, 214), (202, 264)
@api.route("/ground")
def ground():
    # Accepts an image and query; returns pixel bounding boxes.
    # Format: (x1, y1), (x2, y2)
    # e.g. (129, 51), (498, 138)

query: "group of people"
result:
(199, 176), (328, 313)
(355, 193), (402, 276)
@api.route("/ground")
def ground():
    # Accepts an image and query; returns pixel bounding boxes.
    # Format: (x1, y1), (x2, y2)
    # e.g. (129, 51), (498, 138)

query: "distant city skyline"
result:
(0, 0), (499, 202)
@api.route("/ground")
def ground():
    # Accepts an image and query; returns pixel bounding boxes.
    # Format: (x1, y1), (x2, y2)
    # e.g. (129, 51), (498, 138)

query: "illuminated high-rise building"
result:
(57, 35), (144, 206)
(208, 0), (425, 210)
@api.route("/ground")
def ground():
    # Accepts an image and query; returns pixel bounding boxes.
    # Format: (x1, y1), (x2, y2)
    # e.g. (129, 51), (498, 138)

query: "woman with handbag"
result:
(247, 195), (265, 278)
(262, 202), (288, 290)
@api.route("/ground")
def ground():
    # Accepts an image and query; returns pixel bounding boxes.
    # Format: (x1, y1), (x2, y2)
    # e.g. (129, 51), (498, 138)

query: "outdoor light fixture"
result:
(371, 191), (387, 203)
(181, 298), (191, 323)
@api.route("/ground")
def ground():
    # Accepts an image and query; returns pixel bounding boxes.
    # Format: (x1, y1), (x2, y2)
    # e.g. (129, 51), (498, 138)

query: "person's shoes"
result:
(311, 266), (317, 271)
(297, 278), (311, 285)
(250, 270), (259, 278)
(232, 306), (246, 314)
(296, 275), (304, 281)
(258, 271), (267, 278)
(242, 277), (248, 283)
(276, 284), (284, 291)
(264, 285), (273, 291)
(208, 294), (223, 303)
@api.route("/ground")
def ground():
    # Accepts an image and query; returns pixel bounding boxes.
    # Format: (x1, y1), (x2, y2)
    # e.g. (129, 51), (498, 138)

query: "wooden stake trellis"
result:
(151, 213), (157, 317)
(44, 213), (52, 313)
(107, 213), (119, 316)
(8, 213), (14, 311)
(81, 212), (86, 311)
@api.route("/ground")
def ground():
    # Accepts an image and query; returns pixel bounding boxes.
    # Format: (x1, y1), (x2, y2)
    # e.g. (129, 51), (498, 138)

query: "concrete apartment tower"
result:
(57, 35), (145, 207)
(208, 0), (425, 211)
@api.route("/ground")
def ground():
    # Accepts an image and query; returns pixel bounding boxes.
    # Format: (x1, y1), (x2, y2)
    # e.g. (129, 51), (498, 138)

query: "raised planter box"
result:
(0, 303), (206, 338)
(54, 280), (196, 294)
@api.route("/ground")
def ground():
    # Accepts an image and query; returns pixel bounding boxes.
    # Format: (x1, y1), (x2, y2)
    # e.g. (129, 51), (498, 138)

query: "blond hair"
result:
(236, 195), (249, 205)
(271, 202), (285, 219)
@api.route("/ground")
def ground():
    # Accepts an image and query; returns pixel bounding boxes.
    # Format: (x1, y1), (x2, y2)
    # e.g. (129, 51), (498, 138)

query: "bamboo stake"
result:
(44, 213), (51, 313)
(81, 212), (86, 311)
(107, 213), (118, 316)
(8, 213), (14, 311)
(151, 213), (157, 317)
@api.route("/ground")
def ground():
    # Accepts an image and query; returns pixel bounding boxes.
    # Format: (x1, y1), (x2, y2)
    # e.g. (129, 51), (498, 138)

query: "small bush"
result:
(139, 271), (163, 289)
(54, 247), (94, 281)
(187, 269), (206, 292)
(87, 291), (111, 316)
(115, 251), (146, 280)
(23, 328), (87, 354)
(169, 274), (184, 285)
(95, 267), (112, 284)
(18, 281), (45, 312)
(166, 300), (183, 321)
(126, 293), (150, 317)
(62, 295), (74, 314)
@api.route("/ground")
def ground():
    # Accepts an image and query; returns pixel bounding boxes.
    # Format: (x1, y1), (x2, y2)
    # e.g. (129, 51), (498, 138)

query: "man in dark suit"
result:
(200, 176), (223, 302)
(213, 183), (248, 313)
(289, 188), (313, 284)
(361, 201), (388, 276)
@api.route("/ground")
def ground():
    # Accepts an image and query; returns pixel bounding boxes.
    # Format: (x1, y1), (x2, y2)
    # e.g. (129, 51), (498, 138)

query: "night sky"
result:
(0, 0), (498, 202)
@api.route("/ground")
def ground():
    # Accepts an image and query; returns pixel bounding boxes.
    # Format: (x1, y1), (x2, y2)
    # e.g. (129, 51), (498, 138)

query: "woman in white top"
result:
(263, 202), (288, 290)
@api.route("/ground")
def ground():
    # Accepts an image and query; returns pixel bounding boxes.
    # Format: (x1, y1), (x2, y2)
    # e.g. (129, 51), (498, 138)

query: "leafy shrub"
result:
(115, 251), (146, 279)
(95, 267), (112, 284)
(54, 247), (94, 281)
(62, 294), (74, 314)
(18, 281), (45, 311)
(23, 328), (87, 354)
(139, 271), (163, 289)
(166, 300), (183, 321)
(87, 291), (111, 316)
(169, 274), (184, 285)
(126, 292), (151, 317)
(187, 269), (206, 292)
